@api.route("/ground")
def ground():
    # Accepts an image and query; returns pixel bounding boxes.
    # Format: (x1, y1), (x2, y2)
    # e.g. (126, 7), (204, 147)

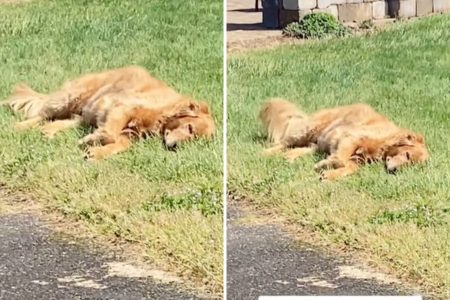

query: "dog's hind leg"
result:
(14, 116), (44, 131)
(40, 115), (83, 138)
(283, 144), (318, 162)
(262, 144), (285, 156)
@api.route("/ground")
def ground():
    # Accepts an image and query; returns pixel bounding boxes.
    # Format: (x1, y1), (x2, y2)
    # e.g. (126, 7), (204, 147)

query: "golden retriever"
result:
(2, 66), (216, 160)
(260, 99), (429, 180)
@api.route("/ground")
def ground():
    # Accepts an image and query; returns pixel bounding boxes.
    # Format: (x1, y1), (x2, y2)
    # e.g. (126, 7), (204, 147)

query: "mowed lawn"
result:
(228, 16), (450, 298)
(0, 0), (223, 296)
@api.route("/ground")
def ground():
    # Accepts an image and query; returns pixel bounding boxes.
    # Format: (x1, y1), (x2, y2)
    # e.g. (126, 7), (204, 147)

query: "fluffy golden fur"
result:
(3, 66), (215, 160)
(260, 100), (429, 180)
(259, 98), (310, 146)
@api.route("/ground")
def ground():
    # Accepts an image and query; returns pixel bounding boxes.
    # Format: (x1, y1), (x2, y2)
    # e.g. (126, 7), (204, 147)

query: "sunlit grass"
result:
(228, 15), (450, 299)
(0, 0), (223, 295)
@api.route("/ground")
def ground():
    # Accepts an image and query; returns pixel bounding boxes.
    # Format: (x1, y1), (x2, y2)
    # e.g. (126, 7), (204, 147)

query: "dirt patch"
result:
(226, 20), (396, 54)
(227, 17), (434, 54)
(31, 280), (50, 286)
(57, 275), (107, 290)
(105, 262), (181, 283)
(338, 265), (401, 285)
(297, 276), (338, 289)
(228, 36), (306, 54)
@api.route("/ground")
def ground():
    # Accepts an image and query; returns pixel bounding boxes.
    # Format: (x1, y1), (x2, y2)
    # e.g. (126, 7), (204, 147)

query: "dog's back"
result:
(2, 66), (170, 121)
(259, 98), (308, 144)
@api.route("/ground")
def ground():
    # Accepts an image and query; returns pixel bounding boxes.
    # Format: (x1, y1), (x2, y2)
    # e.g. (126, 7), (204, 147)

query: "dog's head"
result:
(383, 131), (429, 174)
(122, 107), (161, 139)
(162, 101), (215, 151)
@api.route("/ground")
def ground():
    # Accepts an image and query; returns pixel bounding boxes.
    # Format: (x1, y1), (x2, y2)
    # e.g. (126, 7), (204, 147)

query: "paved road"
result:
(227, 207), (418, 300)
(0, 213), (199, 300)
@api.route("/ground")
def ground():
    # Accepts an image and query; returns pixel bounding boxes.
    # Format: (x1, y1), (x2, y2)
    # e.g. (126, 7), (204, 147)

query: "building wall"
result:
(278, 0), (450, 26)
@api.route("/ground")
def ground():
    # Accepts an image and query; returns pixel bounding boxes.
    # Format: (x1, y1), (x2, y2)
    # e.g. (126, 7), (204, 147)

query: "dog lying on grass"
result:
(2, 66), (215, 160)
(260, 99), (429, 181)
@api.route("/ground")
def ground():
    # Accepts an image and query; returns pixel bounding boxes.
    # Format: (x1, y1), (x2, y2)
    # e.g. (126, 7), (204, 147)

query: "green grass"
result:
(228, 16), (450, 298)
(0, 0), (223, 295)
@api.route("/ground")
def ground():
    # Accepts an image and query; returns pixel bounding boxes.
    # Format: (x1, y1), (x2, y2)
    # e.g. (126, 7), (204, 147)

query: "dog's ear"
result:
(407, 133), (424, 144)
(127, 119), (137, 128)
(394, 132), (424, 146)
(169, 102), (199, 119)
(195, 101), (210, 114)
(171, 100), (211, 119)
(404, 132), (424, 145)
(183, 101), (210, 114)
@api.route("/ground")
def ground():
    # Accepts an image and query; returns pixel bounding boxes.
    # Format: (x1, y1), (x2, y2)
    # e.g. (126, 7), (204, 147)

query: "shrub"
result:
(283, 13), (350, 39)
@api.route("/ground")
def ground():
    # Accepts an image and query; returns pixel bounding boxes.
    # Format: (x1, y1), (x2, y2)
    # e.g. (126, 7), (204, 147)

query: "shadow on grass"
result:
(251, 132), (267, 145)
(75, 124), (93, 137)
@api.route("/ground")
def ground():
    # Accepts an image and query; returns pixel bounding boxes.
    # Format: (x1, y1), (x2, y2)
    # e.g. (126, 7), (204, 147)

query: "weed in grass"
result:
(142, 187), (222, 217)
(370, 204), (449, 228)
(360, 19), (375, 30)
(283, 13), (350, 39)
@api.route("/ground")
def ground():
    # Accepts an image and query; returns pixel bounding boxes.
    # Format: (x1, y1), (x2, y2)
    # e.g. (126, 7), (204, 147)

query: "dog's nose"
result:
(167, 145), (177, 151)
(387, 167), (397, 174)
(164, 142), (178, 151)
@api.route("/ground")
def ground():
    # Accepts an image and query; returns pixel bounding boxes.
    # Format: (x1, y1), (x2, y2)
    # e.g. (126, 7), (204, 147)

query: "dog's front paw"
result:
(282, 151), (297, 163)
(314, 160), (330, 172)
(79, 133), (100, 147)
(14, 121), (32, 131)
(315, 157), (345, 172)
(262, 148), (277, 156)
(262, 145), (284, 156)
(41, 127), (58, 139)
(319, 169), (343, 181)
(84, 147), (108, 161)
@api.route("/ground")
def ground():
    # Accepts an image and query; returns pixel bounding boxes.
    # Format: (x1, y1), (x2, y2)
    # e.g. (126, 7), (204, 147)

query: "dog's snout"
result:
(164, 139), (178, 151)
(166, 144), (177, 151)
(387, 167), (397, 174)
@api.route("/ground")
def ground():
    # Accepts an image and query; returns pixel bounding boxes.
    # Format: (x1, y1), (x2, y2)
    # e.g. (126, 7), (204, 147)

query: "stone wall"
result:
(278, 0), (450, 26)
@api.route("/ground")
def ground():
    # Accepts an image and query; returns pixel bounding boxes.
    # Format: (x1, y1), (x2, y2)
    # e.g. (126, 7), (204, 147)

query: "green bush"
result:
(283, 13), (350, 39)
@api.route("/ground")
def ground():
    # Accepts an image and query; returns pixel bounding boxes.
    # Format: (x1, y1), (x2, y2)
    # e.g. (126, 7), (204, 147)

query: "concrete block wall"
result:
(279, 0), (450, 26)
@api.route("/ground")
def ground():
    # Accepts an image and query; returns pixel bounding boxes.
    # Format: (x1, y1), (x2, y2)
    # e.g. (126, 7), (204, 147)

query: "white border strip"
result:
(259, 297), (422, 300)
(222, 0), (228, 298)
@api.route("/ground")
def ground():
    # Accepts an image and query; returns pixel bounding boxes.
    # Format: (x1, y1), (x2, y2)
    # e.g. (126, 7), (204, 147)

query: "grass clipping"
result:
(283, 13), (350, 39)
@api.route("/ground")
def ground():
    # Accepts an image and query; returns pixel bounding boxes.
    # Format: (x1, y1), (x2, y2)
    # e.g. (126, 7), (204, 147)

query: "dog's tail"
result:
(259, 98), (307, 144)
(2, 84), (82, 120)
(1, 84), (49, 119)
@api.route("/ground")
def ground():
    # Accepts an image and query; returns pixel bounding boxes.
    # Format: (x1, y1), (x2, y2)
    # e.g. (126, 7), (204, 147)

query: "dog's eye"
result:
(188, 124), (194, 134)
(405, 152), (411, 160)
